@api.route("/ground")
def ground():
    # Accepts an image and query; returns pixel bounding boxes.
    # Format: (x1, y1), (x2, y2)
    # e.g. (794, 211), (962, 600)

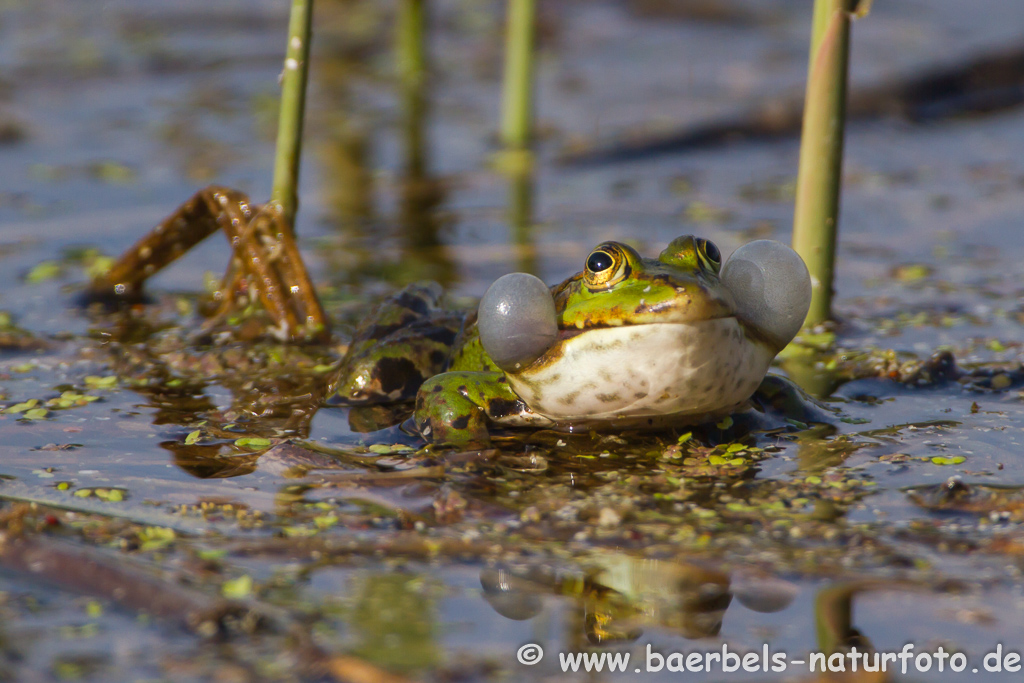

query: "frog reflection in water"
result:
(333, 235), (812, 446)
(88, 188), (812, 446)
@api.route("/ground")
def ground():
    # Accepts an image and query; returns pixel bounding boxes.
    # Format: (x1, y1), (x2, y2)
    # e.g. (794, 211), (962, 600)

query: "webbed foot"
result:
(750, 374), (837, 426)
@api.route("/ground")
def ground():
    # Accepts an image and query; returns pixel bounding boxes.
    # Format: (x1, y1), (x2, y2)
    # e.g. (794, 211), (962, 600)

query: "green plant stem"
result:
(396, 0), (427, 177)
(791, 0), (853, 326)
(815, 583), (857, 656)
(500, 0), (537, 151)
(396, 0), (427, 92)
(271, 0), (314, 232)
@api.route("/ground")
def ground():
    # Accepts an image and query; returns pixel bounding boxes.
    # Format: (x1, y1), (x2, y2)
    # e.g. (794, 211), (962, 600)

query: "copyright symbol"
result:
(517, 643), (544, 665)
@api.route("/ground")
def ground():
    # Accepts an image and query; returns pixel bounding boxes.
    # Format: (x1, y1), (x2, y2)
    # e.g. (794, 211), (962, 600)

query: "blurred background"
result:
(3, 0), (1024, 352)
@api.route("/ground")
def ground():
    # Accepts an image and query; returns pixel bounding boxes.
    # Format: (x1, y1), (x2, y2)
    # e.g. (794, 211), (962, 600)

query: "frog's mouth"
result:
(556, 313), (737, 341)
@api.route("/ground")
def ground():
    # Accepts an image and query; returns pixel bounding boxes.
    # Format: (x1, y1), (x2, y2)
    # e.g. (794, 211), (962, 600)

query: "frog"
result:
(84, 189), (813, 447)
(331, 235), (813, 446)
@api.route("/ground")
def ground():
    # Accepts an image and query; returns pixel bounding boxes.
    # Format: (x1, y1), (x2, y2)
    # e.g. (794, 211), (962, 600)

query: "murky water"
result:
(4, 0), (1024, 680)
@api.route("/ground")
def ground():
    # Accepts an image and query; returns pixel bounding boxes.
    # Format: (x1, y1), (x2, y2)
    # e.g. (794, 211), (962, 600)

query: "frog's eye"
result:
(586, 250), (614, 273)
(584, 243), (631, 288)
(696, 238), (721, 272)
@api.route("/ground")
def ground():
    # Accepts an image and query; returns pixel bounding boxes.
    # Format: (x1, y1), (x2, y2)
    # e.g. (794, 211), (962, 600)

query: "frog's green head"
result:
(657, 234), (721, 272)
(555, 235), (733, 330)
(477, 237), (811, 374)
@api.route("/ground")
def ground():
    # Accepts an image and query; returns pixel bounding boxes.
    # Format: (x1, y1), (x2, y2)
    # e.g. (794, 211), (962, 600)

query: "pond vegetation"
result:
(4, 1), (1024, 681)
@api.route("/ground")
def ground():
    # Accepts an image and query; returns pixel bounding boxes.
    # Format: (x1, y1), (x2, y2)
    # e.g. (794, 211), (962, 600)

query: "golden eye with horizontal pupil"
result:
(696, 238), (721, 272)
(584, 244), (630, 288)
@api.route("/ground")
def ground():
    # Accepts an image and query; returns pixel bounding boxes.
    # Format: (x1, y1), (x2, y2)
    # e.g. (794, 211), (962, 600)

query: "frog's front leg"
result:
(415, 371), (539, 447)
(750, 375), (837, 425)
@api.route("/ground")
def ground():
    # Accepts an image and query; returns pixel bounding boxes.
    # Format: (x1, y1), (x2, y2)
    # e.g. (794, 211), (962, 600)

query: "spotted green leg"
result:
(414, 371), (530, 447)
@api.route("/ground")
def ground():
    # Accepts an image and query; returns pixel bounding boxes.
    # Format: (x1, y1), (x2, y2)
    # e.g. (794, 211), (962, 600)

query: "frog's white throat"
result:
(507, 318), (774, 425)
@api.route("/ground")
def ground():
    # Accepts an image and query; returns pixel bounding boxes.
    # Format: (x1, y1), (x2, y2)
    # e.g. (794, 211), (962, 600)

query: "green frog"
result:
(86, 191), (815, 447)
(332, 235), (812, 446)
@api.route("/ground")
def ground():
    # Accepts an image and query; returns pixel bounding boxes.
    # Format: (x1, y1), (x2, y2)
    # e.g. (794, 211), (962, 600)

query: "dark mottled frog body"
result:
(329, 282), (466, 404)
(331, 236), (815, 446)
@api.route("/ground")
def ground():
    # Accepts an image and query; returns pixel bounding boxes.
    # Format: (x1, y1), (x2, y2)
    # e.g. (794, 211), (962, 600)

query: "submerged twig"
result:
(0, 530), (242, 632)
(226, 532), (506, 562)
(314, 466), (446, 485)
(87, 188), (329, 341)
(0, 508), (413, 683)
